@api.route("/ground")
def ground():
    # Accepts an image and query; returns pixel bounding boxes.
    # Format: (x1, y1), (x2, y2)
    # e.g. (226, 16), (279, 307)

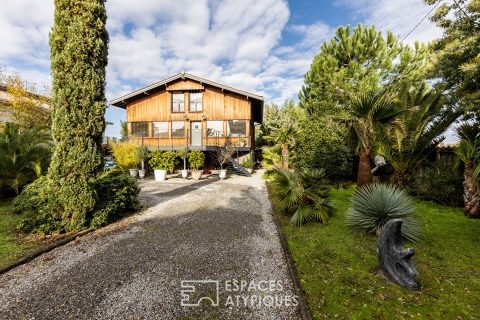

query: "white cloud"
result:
(336, 0), (443, 45)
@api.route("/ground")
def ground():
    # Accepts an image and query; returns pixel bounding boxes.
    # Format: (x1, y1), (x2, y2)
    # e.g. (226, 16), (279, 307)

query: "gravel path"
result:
(0, 171), (300, 319)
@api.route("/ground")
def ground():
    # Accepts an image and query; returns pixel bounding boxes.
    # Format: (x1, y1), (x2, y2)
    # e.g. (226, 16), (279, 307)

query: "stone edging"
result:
(0, 228), (95, 275)
(273, 213), (314, 320)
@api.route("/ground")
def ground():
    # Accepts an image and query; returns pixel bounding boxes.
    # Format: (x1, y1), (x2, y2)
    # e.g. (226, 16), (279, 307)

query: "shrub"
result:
(411, 162), (464, 206)
(189, 150), (205, 171)
(14, 176), (65, 235)
(346, 183), (422, 242)
(90, 170), (140, 228)
(270, 168), (333, 226)
(14, 170), (140, 234)
(148, 149), (178, 172)
(110, 142), (141, 169)
(241, 155), (253, 168)
(294, 117), (352, 182)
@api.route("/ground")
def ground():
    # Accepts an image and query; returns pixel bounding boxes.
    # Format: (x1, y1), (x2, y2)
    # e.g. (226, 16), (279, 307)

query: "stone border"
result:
(273, 213), (313, 320)
(0, 228), (95, 275)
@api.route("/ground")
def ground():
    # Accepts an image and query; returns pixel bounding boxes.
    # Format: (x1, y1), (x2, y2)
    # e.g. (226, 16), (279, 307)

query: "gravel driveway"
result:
(0, 171), (300, 319)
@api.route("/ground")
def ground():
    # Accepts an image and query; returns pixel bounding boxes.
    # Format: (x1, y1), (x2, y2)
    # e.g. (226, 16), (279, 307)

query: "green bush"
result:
(189, 150), (205, 171)
(346, 183), (422, 242)
(148, 149), (178, 172)
(90, 170), (140, 228)
(294, 117), (352, 182)
(14, 170), (140, 234)
(270, 168), (333, 226)
(110, 142), (141, 169)
(411, 162), (464, 206)
(241, 155), (253, 168)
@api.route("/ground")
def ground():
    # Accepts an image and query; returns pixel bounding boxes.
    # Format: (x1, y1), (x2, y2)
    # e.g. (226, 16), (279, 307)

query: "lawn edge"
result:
(0, 228), (95, 275)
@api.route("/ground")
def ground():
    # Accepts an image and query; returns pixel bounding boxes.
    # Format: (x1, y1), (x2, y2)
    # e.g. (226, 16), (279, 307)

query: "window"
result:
(131, 122), (148, 137)
(171, 121), (185, 137)
(227, 120), (246, 137)
(207, 121), (223, 137)
(153, 122), (169, 138)
(172, 92), (184, 112)
(189, 92), (202, 112)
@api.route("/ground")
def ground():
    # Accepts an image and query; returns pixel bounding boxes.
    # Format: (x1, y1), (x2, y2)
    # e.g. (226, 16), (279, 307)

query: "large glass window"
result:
(207, 121), (223, 137)
(227, 120), (246, 137)
(189, 92), (202, 112)
(172, 92), (184, 112)
(153, 122), (169, 138)
(131, 122), (148, 137)
(171, 121), (185, 137)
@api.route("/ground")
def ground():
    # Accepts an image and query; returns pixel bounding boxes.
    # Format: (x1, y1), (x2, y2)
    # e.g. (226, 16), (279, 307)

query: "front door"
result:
(191, 121), (202, 146)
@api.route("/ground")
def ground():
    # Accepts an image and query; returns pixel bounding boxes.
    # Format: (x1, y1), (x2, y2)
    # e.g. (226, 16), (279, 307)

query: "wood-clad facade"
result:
(110, 73), (264, 151)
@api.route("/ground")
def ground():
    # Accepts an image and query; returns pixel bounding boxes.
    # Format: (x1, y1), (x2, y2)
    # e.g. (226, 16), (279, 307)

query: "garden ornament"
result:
(371, 155), (386, 175)
(377, 219), (419, 290)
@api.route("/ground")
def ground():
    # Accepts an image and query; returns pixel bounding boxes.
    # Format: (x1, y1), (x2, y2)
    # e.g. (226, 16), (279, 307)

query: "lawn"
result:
(0, 198), (40, 269)
(280, 186), (480, 319)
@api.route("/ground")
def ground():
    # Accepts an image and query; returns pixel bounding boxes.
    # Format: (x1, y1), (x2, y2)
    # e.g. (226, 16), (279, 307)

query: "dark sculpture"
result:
(377, 219), (419, 290)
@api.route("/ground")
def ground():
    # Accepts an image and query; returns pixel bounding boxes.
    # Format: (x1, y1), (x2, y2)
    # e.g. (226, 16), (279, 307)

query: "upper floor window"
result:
(153, 122), (169, 138)
(227, 120), (246, 137)
(172, 92), (184, 112)
(131, 122), (149, 137)
(189, 92), (202, 112)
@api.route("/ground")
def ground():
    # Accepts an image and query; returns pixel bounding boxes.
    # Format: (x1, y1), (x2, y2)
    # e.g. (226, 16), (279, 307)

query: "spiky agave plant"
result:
(346, 183), (422, 242)
(270, 168), (333, 226)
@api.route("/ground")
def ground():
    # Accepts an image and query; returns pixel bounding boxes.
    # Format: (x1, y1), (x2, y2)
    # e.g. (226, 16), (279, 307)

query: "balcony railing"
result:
(127, 129), (250, 150)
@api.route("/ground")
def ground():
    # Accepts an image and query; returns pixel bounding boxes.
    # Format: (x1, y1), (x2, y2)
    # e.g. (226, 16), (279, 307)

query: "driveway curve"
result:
(0, 171), (300, 319)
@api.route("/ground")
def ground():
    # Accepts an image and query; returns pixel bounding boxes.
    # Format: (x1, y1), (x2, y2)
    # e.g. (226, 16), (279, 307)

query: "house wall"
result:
(125, 79), (252, 148)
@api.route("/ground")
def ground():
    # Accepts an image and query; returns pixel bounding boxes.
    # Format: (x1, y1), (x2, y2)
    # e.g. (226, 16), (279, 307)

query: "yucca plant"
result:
(270, 167), (333, 226)
(346, 183), (422, 242)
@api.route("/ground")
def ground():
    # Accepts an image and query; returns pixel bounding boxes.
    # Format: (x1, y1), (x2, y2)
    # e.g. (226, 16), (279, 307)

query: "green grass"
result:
(280, 186), (480, 319)
(0, 198), (40, 268)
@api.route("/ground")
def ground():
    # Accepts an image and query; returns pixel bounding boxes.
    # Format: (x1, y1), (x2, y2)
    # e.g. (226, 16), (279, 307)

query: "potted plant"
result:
(137, 146), (149, 179)
(149, 150), (178, 181)
(242, 155), (254, 174)
(189, 150), (205, 180)
(110, 142), (141, 177)
(215, 146), (235, 180)
(177, 147), (190, 179)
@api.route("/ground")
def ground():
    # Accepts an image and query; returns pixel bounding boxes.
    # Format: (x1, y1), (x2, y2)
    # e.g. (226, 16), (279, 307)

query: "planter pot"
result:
(181, 169), (188, 179)
(138, 169), (146, 179)
(219, 169), (227, 180)
(129, 169), (138, 177)
(154, 169), (167, 181)
(191, 170), (202, 180)
(247, 168), (253, 174)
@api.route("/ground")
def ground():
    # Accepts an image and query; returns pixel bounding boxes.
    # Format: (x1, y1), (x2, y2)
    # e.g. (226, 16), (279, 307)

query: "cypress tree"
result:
(48, 0), (109, 230)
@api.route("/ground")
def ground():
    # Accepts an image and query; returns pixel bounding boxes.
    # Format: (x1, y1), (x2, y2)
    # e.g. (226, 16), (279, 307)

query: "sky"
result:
(1, 0), (455, 141)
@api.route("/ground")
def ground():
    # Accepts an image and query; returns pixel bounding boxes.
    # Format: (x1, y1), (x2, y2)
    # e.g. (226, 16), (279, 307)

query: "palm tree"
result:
(270, 167), (333, 226)
(378, 83), (462, 187)
(456, 124), (480, 217)
(350, 92), (403, 186)
(0, 123), (53, 194)
(264, 124), (299, 169)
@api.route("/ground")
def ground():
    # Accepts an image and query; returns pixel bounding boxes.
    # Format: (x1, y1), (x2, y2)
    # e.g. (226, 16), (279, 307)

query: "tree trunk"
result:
(463, 164), (480, 217)
(281, 143), (289, 170)
(357, 149), (372, 187)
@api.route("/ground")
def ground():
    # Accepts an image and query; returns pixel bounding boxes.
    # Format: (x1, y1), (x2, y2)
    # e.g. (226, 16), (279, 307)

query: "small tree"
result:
(215, 146), (235, 170)
(110, 142), (140, 170)
(189, 150), (205, 171)
(149, 150), (178, 173)
(120, 120), (128, 142)
(177, 147), (190, 171)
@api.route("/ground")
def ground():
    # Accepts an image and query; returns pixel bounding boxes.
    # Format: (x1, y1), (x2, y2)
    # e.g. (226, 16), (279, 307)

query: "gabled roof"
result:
(109, 72), (264, 108)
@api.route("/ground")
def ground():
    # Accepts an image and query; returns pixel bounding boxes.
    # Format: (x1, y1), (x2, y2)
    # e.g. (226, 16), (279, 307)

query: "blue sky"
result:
(1, 0), (452, 140)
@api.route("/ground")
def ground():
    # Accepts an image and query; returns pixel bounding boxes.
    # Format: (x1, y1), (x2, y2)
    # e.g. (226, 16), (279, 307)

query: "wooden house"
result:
(110, 72), (264, 153)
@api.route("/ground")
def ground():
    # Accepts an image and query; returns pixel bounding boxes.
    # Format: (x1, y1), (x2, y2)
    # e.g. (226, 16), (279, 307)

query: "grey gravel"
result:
(0, 170), (300, 319)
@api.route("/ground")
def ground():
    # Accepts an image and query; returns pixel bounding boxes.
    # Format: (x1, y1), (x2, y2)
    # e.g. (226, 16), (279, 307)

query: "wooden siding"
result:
(127, 81), (252, 123)
(166, 79), (204, 91)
